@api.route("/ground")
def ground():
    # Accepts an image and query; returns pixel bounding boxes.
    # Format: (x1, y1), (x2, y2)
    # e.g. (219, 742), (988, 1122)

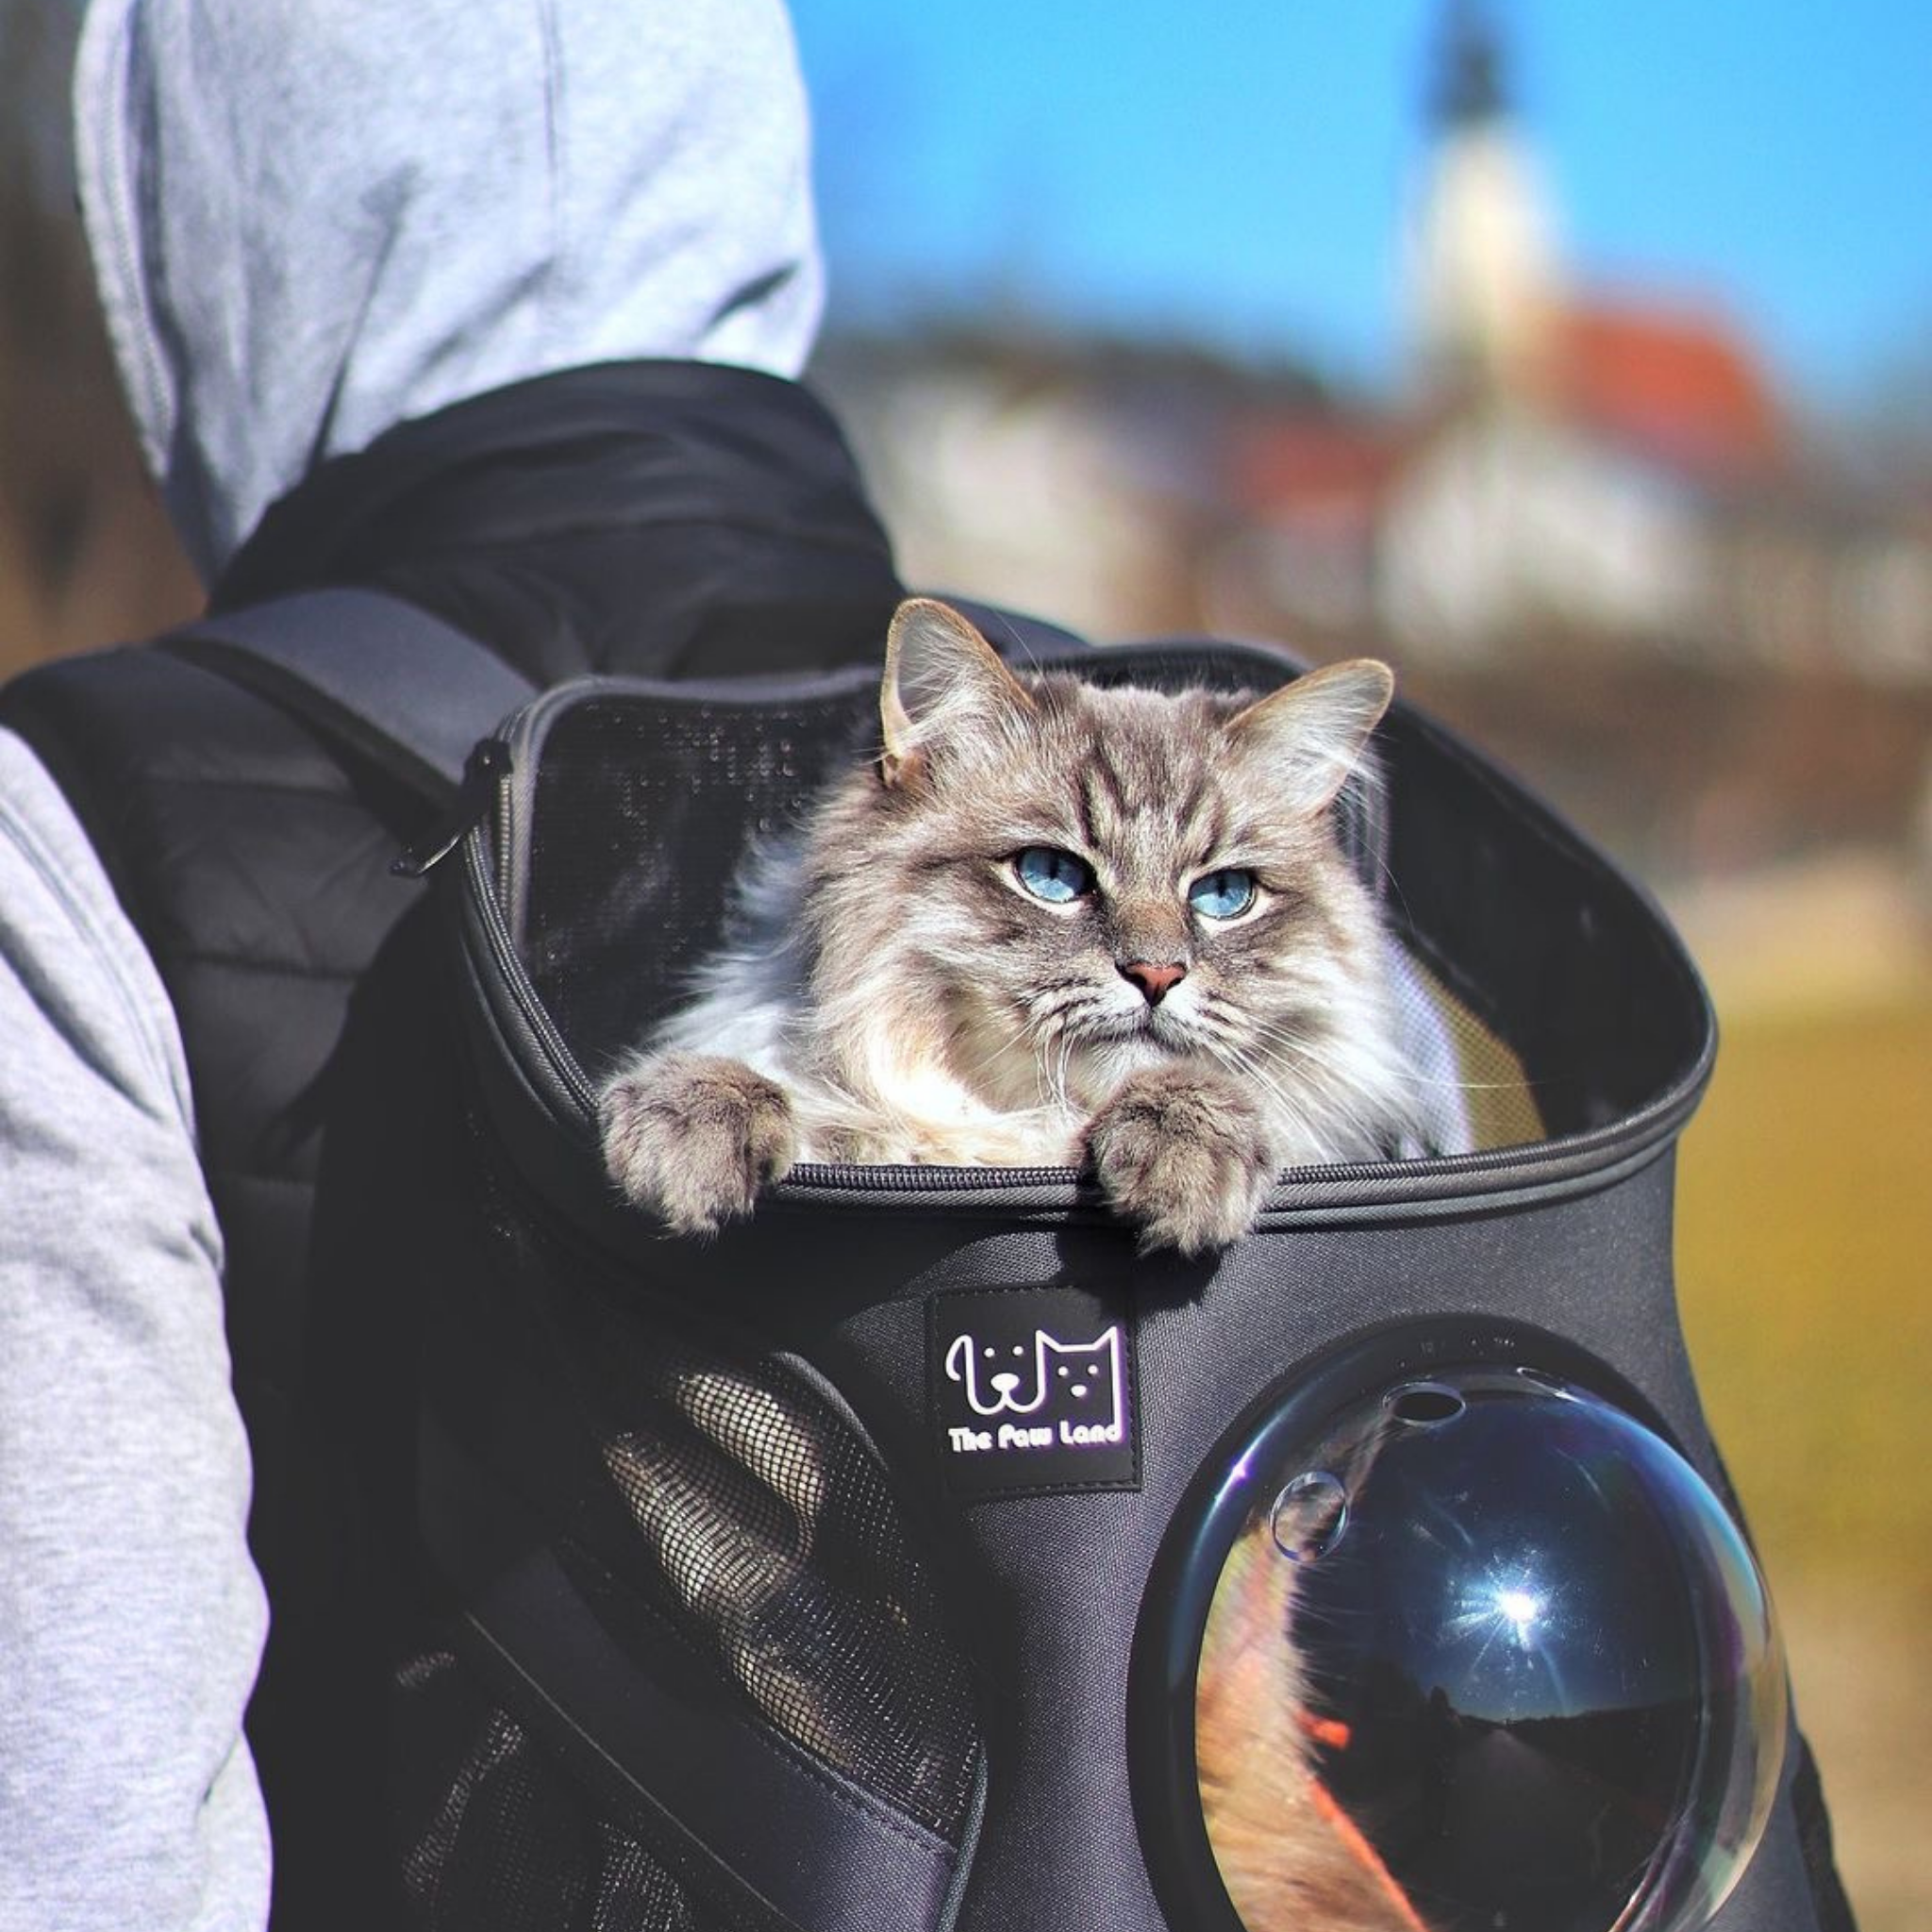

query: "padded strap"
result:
(164, 587), (538, 800)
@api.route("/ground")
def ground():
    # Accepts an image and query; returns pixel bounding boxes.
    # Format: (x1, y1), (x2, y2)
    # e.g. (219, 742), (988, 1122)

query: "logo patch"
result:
(931, 1287), (1140, 1497)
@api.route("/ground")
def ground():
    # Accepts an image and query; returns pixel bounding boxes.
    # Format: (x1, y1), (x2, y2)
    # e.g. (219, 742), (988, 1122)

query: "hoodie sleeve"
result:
(0, 729), (270, 1932)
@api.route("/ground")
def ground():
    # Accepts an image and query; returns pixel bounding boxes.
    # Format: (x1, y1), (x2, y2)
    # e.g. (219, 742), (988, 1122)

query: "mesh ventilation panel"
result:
(535, 1249), (984, 1842)
(394, 1648), (769, 1932)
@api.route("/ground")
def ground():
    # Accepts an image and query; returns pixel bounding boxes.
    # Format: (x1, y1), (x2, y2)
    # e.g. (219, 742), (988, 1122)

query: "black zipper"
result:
(393, 737), (517, 879)
(462, 822), (600, 1118)
(770, 1073), (1707, 1216)
(463, 818), (1709, 1219)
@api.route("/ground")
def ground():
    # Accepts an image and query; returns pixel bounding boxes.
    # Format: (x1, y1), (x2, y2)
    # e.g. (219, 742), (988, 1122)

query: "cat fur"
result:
(598, 598), (1430, 1253)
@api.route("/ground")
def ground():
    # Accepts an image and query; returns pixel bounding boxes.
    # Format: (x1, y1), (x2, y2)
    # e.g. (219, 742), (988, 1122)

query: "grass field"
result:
(1674, 973), (1932, 1929)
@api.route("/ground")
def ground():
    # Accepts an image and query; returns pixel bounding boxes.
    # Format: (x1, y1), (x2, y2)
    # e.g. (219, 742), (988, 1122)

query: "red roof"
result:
(1229, 417), (1412, 525)
(1552, 300), (1786, 481)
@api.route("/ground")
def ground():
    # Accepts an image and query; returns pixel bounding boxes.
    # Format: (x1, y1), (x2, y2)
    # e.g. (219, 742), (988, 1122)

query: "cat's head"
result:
(807, 599), (1406, 1151)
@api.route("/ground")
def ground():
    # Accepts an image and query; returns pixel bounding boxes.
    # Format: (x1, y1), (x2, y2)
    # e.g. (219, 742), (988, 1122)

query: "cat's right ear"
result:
(881, 598), (1037, 788)
(1229, 658), (1394, 818)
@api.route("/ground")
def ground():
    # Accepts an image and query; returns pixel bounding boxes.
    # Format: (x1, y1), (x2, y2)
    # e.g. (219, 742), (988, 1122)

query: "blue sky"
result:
(791, 0), (1931, 414)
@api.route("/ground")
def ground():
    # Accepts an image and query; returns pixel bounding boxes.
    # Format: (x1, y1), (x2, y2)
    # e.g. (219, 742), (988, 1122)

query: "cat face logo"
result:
(932, 1291), (1140, 1496)
(944, 1326), (1124, 1430)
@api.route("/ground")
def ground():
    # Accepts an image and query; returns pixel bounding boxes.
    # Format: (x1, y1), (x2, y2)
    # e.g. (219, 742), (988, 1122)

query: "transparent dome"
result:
(1143, 1348), (1787, 1932)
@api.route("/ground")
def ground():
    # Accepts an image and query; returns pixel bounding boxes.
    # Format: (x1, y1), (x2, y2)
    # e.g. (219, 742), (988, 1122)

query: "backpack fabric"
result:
(409, 637), (1853, 1932)
(0, 377), (1857, 1921)
(42, 584), (1841, 1932)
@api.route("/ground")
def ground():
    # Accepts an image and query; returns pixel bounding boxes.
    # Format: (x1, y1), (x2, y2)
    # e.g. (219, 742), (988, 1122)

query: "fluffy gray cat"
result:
(598, 597), (1431, 1254)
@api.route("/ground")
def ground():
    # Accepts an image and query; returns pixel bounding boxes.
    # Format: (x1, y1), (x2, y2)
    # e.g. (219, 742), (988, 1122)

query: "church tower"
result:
(1407, 0), (1563, 396)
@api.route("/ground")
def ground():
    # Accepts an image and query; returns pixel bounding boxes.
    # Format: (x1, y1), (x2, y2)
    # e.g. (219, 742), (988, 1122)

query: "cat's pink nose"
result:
(1120, 959), (1188, 1005)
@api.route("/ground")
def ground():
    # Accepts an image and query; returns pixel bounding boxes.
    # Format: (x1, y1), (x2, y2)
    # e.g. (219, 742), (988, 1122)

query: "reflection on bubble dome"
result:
(1194, 1366), (1787, 1932)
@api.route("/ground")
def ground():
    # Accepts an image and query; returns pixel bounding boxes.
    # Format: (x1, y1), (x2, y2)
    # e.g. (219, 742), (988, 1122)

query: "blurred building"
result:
(812, 2), (1930, 879)
(821, 3), (1928, 687)
(1228, 0), (1931, 686)
(814, 327), (1257, 642)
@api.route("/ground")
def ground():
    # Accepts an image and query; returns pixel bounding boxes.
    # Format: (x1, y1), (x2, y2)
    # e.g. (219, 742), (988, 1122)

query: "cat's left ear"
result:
(880, 598), (1037, 787)
(1229, 659), (1394, 817)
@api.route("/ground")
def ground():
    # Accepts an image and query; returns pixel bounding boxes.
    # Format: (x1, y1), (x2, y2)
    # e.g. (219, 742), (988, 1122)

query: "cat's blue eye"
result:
(1013, 846), (1093, 905)
(1189, 868), (1257, 920)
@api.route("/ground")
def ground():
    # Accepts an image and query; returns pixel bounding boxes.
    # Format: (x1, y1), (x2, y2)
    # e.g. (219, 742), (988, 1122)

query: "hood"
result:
(72, 0), (824, 582)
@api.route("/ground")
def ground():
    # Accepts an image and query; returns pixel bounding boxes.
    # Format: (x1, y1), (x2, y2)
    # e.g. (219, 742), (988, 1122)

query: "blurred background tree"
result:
(0, 0), (196, 674)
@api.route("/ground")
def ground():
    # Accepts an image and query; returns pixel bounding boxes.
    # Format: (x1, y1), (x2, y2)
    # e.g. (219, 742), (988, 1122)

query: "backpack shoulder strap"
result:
(163, 586), (538, 801)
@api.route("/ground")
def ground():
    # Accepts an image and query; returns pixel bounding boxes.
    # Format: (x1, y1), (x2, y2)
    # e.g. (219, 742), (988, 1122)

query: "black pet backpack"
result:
(185, 594), (1850, 1932)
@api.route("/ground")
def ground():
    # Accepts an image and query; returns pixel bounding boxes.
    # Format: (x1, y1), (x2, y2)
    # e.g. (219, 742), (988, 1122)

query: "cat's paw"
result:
(1085, 1067), (1276, 1256)
(598, 1052), (797, 1236)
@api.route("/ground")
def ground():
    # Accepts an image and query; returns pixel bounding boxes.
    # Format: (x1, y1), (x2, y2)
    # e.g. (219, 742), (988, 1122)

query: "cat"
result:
(597, 596), (1431, 1254)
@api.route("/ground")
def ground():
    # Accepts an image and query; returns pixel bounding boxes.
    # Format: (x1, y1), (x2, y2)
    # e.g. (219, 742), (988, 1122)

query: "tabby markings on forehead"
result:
(1073, 730), (1224, 839)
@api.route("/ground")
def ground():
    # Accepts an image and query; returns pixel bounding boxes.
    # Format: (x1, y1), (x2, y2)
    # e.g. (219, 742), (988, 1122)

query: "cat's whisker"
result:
(1049, 1020), (1086, 1110)
(1016, 1006), (1077, 1113)
(1199, 1036), (1316, 1131)
(1209, 1030), (1408, 1164)
(1244, 1012), (1497, 1101)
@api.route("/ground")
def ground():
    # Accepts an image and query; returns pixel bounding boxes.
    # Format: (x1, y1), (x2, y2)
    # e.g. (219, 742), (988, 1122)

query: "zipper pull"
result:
(392, 737), (514, 878)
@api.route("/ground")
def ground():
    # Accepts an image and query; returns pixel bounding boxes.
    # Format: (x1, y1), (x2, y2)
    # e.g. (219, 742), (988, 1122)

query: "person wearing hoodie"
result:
(0, 1), (903, 1926)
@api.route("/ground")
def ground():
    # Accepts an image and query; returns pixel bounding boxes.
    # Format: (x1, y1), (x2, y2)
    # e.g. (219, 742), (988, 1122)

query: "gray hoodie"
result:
(0, 3), (824, 1925)
(75, 0), (824, 581)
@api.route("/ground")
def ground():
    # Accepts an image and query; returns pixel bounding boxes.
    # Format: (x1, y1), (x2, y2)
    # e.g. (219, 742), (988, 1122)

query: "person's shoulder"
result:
(0, 722), (192, 1122)
(0, 723), (109, 908)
